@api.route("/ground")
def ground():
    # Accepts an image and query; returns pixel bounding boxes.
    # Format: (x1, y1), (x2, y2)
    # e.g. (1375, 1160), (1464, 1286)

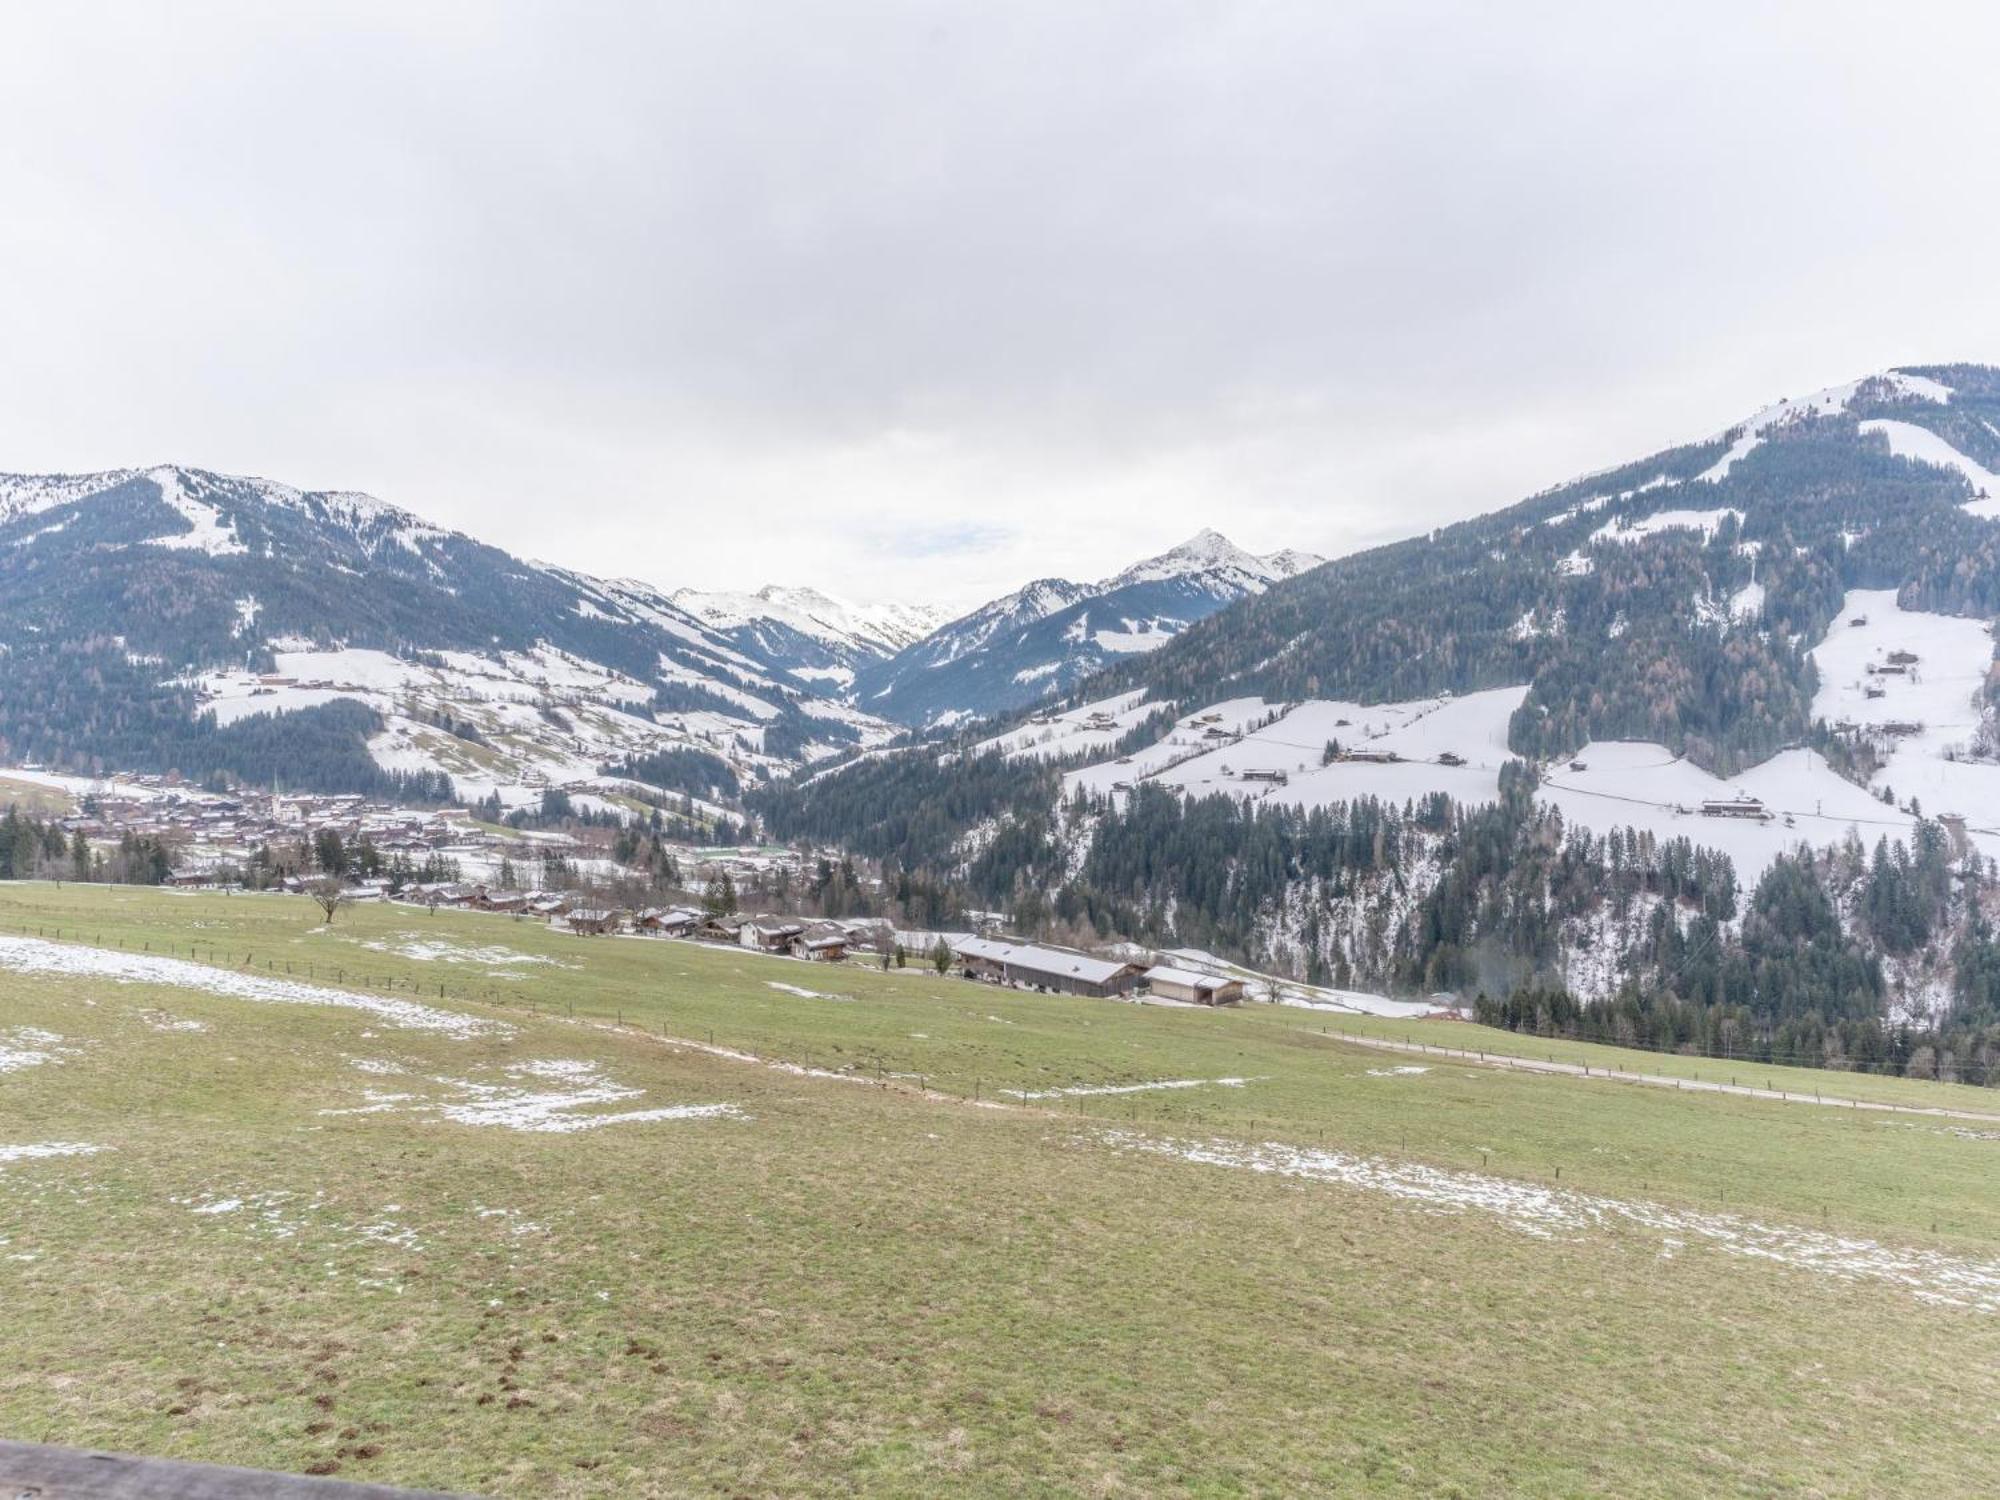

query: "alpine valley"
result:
(759, 364), (2000, 1080)
(13, 363), (2000, 1078)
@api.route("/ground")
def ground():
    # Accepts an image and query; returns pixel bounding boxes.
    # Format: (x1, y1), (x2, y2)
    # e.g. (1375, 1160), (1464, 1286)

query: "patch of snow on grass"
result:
(766, 981), (848, 1001)
(361, 936), (577, 970)
(0, 934), (509, 1040)
(326, 1057), (747, 1134)
(1100, 1130), (2000, 1309)
(0, 1142), (106, 1166)
(0, 1026), (77, 1074)
(1004, 1077), (1256, 1100)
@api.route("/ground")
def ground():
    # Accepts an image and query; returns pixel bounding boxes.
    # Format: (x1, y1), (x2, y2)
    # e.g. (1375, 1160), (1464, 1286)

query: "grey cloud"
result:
(2, 2), (1998, 607)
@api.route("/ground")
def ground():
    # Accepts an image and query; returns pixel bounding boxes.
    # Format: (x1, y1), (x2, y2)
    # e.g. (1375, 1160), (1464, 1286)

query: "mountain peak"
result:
(1105, 529), (1323, 590)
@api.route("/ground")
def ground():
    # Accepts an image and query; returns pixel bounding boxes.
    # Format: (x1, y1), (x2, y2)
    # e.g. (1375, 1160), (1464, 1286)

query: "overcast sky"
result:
(4, 2), (2000, 608)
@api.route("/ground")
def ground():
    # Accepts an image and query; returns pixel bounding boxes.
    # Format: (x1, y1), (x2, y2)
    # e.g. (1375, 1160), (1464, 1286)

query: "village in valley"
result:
(0, 761), (1360, 1016)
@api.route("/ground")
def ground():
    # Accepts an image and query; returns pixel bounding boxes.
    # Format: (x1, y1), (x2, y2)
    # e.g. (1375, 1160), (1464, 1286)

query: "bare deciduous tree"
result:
(309, 876), (345, 925)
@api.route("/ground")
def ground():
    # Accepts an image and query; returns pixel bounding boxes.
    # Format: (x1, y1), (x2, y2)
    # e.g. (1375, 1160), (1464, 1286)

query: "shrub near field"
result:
(2, 885), (2000, 1496)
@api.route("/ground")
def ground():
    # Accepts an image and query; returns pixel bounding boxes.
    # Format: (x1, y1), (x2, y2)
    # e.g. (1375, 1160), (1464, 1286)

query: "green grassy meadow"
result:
(2, 883), (1999, 1497)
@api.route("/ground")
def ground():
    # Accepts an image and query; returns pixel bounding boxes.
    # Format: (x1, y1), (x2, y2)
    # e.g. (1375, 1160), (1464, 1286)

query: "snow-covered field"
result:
(1061, 697), (1282, 797)
(1067, 687), (1524, 811)
(1538, 743), (1923, 882)
(978, 690), (1159, 761)
(1055, 588), (1999, 884)
(188, 636), (895, 810)
(1809, 588), (2000, 833)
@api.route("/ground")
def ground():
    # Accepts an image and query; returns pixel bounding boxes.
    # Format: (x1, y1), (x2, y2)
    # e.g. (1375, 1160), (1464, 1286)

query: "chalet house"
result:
(634, 907), (700, 936)
(697, 913), (749, 944)
(1240, 768), (1289, 785)
(790, 922), (850, 962)
(1887, 649), (1920, 666)
(951, 937), (1143, 998)
(470, 887), (531, 914)
(1140, 965), (1246, 1005)
(740, 917), (804, 953)
(566, 909), (621, 936)
(526, 894), (571, 918)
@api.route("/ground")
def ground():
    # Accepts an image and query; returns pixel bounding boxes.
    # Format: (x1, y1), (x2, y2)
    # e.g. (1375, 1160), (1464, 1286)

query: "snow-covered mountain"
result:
(852, 530), (1322, 726)
(0, 465), (896, 809)
(670, 584), (950, 691)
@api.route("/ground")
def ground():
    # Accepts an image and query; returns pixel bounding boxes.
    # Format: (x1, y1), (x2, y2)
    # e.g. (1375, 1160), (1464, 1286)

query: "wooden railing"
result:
(0, 1440), (472, 1498)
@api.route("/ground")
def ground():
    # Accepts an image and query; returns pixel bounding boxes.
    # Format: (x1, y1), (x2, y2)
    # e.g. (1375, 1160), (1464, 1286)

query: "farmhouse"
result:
(740, 917), (805, 953)
(1700, 795), (1772, 822)
(633, 907), (700, 936)
(1140, 965), (1246, 1005)
(789, 922), (851, 962)
(951, 937), (1143, 997)
(565, 908), (621, 936)
(1240, 768), (1289, 785)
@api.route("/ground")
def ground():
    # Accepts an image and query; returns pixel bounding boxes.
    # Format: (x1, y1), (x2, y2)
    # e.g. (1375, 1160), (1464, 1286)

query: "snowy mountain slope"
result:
(0, 464), (895, 803)
(854, 530), (1322, 726)
(1100, 364), (2000, 777)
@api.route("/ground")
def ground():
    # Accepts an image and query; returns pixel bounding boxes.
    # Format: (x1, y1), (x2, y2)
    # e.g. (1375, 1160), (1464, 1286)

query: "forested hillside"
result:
(1102, 368), (2000, 774)
(757, 367), (2000, 1079)
(0, 466), (878, 799)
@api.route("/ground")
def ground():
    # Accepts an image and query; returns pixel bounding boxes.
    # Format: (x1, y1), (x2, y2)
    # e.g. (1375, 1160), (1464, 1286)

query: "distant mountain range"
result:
(0, 465), (894, 808)
(851, 530), (1323, 725)
(0, 463), (1318, 802)
(669, 585), (951, 693)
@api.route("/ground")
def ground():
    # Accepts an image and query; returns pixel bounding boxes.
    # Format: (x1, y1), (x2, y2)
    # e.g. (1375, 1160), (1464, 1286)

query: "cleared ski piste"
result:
(6, 883), (2000, 1496)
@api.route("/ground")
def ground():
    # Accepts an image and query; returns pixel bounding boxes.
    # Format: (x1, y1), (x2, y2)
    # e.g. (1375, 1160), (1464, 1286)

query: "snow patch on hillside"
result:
(1591, 508), (1743, 547)
(143, 468), (248, 557)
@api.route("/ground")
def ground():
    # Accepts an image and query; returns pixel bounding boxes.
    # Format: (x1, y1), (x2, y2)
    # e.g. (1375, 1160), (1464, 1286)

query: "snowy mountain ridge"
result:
(850, 531), (1323, 725)
(672, 583), (950, 655)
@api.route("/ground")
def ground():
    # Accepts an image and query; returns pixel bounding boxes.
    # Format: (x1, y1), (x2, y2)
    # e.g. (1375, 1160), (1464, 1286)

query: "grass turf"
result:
(1, 883), (1998, 1496)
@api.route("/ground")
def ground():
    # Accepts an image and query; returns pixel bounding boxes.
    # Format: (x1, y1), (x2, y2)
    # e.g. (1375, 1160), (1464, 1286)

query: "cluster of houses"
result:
(427, 894), (1253, 1005)
(35, 775), (591, 883)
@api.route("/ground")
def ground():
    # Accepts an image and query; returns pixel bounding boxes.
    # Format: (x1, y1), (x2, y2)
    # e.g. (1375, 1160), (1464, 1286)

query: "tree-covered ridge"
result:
(1095, 371), (2000, 774)
(0, 467), (867, 794)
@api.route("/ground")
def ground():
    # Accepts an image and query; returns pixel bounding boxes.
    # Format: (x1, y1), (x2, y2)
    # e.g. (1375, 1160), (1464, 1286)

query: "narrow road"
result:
(1308, 1027), (2000, 1126)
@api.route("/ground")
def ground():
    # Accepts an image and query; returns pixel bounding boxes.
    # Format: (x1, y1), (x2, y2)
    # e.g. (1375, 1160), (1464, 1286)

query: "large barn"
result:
(951, 937), (1143, 998)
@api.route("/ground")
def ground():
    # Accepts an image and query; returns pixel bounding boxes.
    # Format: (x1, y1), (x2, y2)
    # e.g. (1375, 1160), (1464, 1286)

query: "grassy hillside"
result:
(3, 884), (2000, 1496)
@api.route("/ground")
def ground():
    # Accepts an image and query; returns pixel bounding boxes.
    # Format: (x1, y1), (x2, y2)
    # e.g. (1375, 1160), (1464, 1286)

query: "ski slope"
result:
(1859, 420), (2000, 520)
